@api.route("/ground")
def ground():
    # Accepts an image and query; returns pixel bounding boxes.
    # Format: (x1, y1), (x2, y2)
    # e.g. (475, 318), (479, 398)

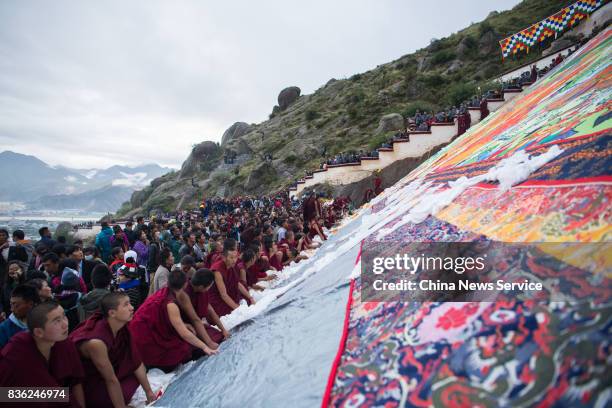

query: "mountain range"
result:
(0, 150), (171, 212)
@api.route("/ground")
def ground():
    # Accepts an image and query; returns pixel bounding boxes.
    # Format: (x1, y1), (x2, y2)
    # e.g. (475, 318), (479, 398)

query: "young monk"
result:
(204, 238), (223, 268)
(237, 249), (263, 291)
(70, 292), (157, 407)
(0, 301), (86, 408)
(184, 268), (230, 344)
(209, 245), (255, 317)
(0, 284), (40, 347)
(242, 248), (276, 290)
(279, 230), (309, 260)
(129, 268), (218, 372)
(263, 236), (284, 271)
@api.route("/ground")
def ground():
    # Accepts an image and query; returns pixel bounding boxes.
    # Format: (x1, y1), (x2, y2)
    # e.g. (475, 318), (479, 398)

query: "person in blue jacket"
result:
(95, 221), (114, 264)
(0, 284), (40, 348)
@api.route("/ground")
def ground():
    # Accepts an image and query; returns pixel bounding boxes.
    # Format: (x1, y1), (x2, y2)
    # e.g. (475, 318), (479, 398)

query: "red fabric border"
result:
(320, 242), (362, 408)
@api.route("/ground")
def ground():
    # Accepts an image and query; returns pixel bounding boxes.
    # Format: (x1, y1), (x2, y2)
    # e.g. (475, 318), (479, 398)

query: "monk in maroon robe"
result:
(184, 269), (230, 344)
(0, 302), (85, 408)
(130, 269), (218, 372)
(303, 193), (317, 223)
(374, 176), (383, 195)
(70, 292), (157, 407)
(208, 247), (255, 317)
(205, 241), (223, 269)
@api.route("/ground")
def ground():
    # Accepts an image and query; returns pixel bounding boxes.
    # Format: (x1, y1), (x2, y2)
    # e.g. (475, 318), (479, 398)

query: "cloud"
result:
(0, 0), (521, 169)
(111, 172), (149, 187)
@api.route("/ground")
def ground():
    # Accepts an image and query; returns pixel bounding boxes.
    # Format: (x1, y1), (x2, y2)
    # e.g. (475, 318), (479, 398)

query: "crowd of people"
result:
(314, 102), (477, 174)
(0, 191), (350, 407)
(502, 43), (584, 90)
(320, 150), (375, 167)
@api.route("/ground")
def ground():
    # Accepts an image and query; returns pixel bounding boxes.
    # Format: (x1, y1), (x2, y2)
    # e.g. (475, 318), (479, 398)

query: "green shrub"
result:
(478, 21), (494, 37)
(346, 90), (365, 105)
(367, 132), (390, 151)
(305, 109), (320, 121)
(418, 73), (446, 88)
(431, 50), (456, 65)
(284, 154), (297, 164)
(446, 82), (477, 106)
(347, 106), (364, 121)
(401, 101), (437, 118)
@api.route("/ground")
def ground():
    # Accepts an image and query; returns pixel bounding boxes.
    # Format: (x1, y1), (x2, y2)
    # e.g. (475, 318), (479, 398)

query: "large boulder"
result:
(375, 113), (405, 134)
(54, 222), (75, 244)
(478, 31), (498, 55)
(277, 86), (301, 110)
(179, 141), (221, 179)
(221, 122), (252, 146)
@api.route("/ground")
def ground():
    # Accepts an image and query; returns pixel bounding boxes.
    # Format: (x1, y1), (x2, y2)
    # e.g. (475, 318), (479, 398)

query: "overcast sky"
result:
(0, 0), (521, 169)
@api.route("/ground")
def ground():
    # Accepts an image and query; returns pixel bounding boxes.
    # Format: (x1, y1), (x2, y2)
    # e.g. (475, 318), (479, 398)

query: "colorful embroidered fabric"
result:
(325, 29), (611, 407)
(499, 0), (605, 58)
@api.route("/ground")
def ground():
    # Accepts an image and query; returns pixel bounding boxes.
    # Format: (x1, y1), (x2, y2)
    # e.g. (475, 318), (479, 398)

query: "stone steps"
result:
(290, 83), (533, 197)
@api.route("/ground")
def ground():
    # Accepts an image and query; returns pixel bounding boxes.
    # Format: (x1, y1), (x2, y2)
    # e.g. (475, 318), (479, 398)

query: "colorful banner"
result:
(325, 29), (612, 407)
(499, 0), (604, 58)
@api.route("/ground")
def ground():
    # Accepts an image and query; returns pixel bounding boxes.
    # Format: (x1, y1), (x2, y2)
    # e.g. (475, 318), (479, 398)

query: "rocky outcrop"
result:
(278, 86), (301, 110)
(221, 122), (253, 146)
(179, 141), (221, 179)
(478, 31), (498, 55)
(375, 113), (404, 134)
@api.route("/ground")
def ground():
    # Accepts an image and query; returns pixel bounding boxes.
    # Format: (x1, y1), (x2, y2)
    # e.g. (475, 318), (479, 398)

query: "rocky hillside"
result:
(117, 0), (579, 217)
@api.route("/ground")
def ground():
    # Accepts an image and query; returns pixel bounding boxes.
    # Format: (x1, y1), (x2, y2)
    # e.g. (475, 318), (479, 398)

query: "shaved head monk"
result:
(209, 245), (255, 317)
(70, 292), (157, 407)
(0, 301), (86, 408)
(184, 268), (230, 344)
(130, 268), (218, 372)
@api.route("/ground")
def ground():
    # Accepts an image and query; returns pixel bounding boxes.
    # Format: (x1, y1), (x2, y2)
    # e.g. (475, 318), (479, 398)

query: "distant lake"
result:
(0, 213), (104, 240)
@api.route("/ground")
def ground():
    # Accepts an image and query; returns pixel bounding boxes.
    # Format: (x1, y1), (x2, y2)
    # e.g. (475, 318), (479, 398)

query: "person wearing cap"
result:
(53, 260), (86, 332)
(117, 251), (146, 309)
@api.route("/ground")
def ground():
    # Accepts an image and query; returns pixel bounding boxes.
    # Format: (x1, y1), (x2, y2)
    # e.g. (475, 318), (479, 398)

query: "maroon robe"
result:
(129, 287), (192, 370)
(246, 261), (268, 287)
(184, 283), (224, 343)
(69, 313), (141, 408)
(374, 177), (383, 195)
(0, 332), (84, 408)
(480, 99), (489, 120)
(205, 251), (222, 269)
(303, 196), (317, 223)
(208, 259), (242, 317)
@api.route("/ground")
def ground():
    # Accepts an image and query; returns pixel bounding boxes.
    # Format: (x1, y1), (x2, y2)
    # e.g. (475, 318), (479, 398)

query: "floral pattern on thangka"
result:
(436, 183), (612, 242)
(422, 132), (611, 186)
(331, 280), (612, 407)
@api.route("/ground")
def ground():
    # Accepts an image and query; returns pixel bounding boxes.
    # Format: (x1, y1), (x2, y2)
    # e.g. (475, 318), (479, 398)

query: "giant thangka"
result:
(499, 0), (605, 58)
(324, 28), (611, 407)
